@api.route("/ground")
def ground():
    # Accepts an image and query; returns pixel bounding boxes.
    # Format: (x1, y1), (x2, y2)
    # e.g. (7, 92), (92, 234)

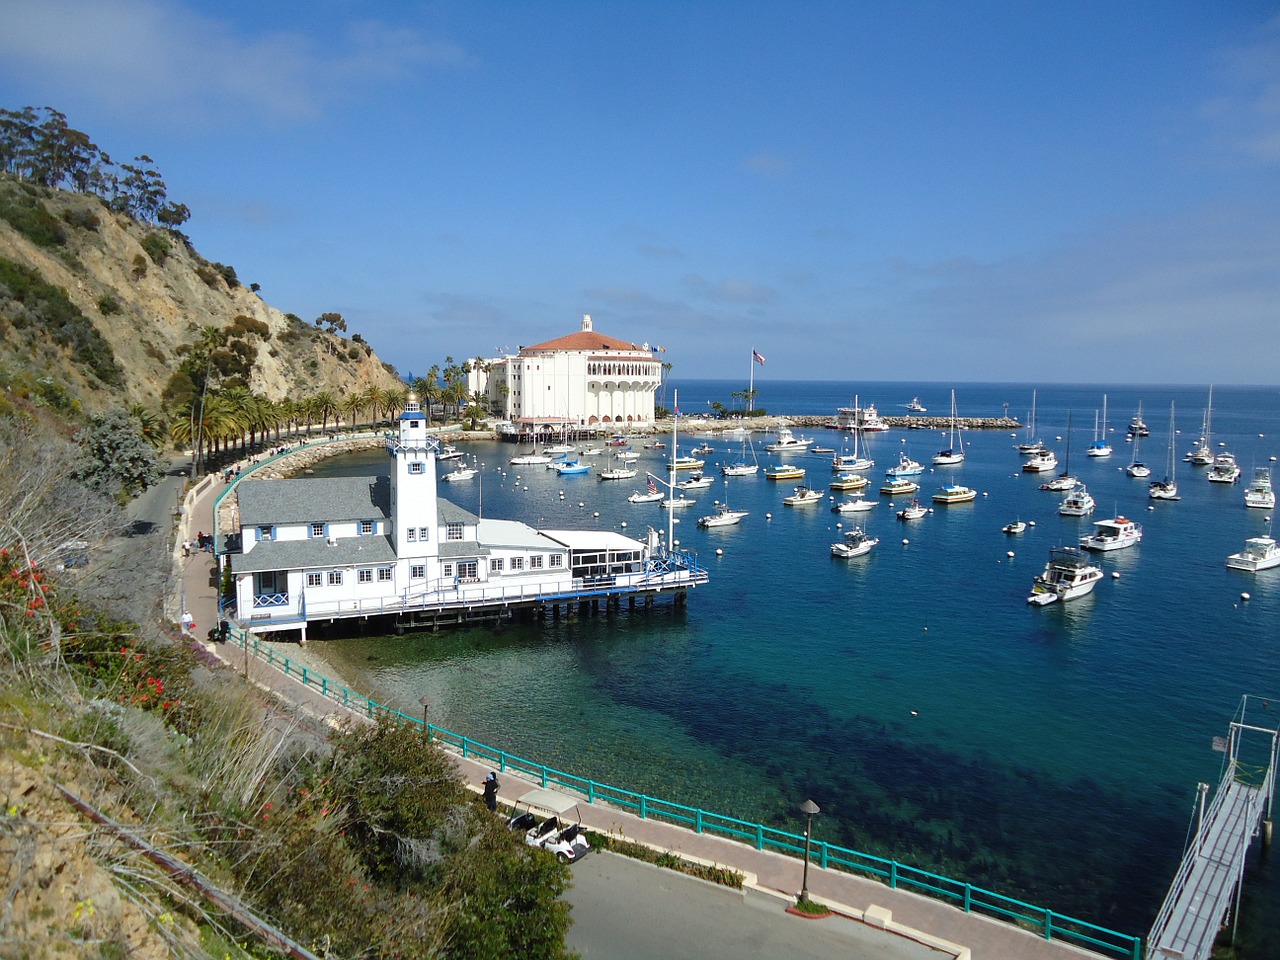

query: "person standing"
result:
(483, 772), (499, 813)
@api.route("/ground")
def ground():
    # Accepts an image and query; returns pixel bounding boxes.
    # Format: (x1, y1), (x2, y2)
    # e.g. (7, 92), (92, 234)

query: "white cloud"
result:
(1198, 16), (1280, 165)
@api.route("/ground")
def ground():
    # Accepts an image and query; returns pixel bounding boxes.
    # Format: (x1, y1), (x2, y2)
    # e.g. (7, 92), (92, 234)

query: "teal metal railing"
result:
(224, 626), (1142, 960)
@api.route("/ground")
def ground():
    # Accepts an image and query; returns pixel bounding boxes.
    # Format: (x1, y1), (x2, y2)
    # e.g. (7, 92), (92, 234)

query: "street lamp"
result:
(799, 798), (820, 903)
(418, 694), (434, 741)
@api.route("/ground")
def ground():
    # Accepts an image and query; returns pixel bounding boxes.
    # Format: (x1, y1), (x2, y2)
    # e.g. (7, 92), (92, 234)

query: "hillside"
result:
(0, 175), (403, 416)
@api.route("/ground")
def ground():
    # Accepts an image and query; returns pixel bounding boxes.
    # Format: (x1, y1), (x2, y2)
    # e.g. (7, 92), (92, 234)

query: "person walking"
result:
(483, 772), (499, 813)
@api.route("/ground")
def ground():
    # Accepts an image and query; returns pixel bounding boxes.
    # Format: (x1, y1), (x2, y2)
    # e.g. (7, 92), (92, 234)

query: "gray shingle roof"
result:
(234, 535), (398, 573)
(238, 475), (390, 526)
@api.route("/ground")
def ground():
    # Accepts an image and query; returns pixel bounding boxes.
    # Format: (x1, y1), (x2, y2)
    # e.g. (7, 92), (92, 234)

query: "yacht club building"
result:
(228, 393), (706, 640)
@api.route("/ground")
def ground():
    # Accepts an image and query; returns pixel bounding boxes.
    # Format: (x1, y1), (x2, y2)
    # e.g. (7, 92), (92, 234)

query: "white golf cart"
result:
(505, 787), (591, 863)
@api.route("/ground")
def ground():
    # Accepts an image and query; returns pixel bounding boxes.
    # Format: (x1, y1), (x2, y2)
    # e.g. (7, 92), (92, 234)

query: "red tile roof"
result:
(522, 330), (648, 353)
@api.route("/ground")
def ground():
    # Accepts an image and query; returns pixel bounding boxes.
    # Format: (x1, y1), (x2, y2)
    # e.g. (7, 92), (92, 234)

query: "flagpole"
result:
(749, 350), (754, 413)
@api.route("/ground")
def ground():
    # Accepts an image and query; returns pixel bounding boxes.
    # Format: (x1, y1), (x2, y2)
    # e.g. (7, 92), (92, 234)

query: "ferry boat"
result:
(783, 485), (824, 506)
(764, 427), (814, 453)
(831, 526), (878, 558)
(897, 499), (928, 520)
(1225, 535), (1280, 572)
(1028, 546), (1104, 605)
(1207, 452), (1241, 484)
(1244, 468), (1275, 509)
(765, 464), (806, 481)
(880, 477), (920, 496)
(1022, 449), (1058, 473)
(932, 484), (976, 504)
(834, 397), (889, 432)
(833, 495), (877, 514)
(829, 473), (868, 491)
(1058, 485), (1096, 516)
(1079, 516), (1143, 552)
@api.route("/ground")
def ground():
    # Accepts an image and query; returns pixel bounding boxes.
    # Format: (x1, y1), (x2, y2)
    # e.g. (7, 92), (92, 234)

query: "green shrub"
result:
(140, 232), (170, 265)
(61, 207), (100, 231)
(195, 265), (219, 288)
(130, 254), (147, 280)
(97, 294), (122, 315)
(0, 186), (67, 247)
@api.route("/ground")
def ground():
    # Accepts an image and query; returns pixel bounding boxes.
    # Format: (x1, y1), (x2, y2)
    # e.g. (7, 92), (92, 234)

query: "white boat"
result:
(835, 396), (889, 432)
(1207, 451), (1241, 483)
(698, 502), (749, 528)
(677, 473), (714, 490)
(885, 452), (924, 477)
(829, 473), (868, 491)
(765, 463), (806, 481)
(1225, 535), (1280, 572)
(897, 498), (927, 520)
(721, 434), (760, 476)
(628, 478), (664, 503)
(764, 427), (814, 454)
(831, 526), (879, 558)
(598, 466), (638, 481)
(580, 446), (605, 457)
(1028, 546), (1104, 604)
(932, 390), (965, 465)
(906, 397), (927, 413)
(1016, 390), (1046, 455)
(1058, 484), (1096, 516)
(690, 443), (714, 456)
(1087, 395), (1112, 457)
(932, 484), (976, 504)
(833, 495), (877, 514)
(833, 428), (874, 472)
(1079, 516), (1143, 552)
(783, 485), (824, 506)
(1042, 411), (1078, 489)
(670, 455), (706, 472)
(441, 465), (478, 482)
(544, 443), (575, 455)
(1186, 387), (1214, 465)
(1149, 402), (1180, 500)
(509, 443), (552, 465)
(1003, 520), (1027, 535)
(1127, 402), (1149, 438)
(1125, 429), (1150, 478)
(1022, 449), (1058, 473)
(881, 477), (920, 496)
(616, 448), (640, 463)
(661, 494), (697, 509)
(1244, 467), (1275, 509)
(436, 444), (465, 461)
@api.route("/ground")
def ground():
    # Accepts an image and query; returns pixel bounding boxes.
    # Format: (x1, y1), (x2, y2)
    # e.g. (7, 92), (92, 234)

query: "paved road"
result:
(565, 852), (944, 960)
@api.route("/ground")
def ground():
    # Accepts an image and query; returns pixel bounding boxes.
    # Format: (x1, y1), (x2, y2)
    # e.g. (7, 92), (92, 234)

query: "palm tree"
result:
(129, 404), (166, 449)
(311, 391), (339, 433)
(342, 391), (364, 432)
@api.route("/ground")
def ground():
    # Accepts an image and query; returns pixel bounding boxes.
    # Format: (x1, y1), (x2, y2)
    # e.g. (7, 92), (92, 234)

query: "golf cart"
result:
(505, 787), (592, 863)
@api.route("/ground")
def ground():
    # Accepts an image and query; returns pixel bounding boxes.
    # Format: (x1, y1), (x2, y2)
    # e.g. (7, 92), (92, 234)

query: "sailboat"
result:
(833, 423), (874, 472)
(721, 432), (760, 476)
(1149, 402), (1180, 500)
(1185, 386), (1213, 465)
(1017, 389), (1045, 455)
(932, 389), (965, 465)
(1127, 401), (1149, 437)
(1087, 395), (1112, 457)
(1126, 420), (1151, 478)
(1041, 411), (1078, 490)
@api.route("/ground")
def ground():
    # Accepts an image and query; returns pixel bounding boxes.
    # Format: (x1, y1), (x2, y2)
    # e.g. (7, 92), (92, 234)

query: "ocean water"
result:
(300, 380), (1280, 951)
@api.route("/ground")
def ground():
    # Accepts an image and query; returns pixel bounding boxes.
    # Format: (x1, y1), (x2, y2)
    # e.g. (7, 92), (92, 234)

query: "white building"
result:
(229, 393), (705, 640)
(473, 315), (664, 433)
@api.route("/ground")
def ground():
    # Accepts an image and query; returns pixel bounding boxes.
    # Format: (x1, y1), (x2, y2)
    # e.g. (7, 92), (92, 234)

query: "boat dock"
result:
(1146, 697), (1279, 960)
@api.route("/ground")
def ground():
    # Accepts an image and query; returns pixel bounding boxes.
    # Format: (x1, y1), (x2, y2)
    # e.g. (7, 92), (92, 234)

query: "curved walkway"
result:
(172, 455), (1115, 960)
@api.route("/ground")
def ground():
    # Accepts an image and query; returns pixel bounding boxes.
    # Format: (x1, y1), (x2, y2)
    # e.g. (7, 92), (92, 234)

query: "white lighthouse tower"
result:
(388, 391), (439, 559)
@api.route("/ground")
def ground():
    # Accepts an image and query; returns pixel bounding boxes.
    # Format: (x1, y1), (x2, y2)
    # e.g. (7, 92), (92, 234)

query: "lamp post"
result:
(418, 694), (434, 741)
(799, 798), (820, 903)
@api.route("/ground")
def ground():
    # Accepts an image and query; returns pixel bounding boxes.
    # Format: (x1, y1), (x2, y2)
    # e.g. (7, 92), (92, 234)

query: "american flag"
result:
(647, 477), (658, 493)
(752, 349), (766, 366)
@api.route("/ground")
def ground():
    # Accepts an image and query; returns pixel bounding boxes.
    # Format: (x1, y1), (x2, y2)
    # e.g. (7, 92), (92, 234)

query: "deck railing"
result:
(223, 625), (1142, 960)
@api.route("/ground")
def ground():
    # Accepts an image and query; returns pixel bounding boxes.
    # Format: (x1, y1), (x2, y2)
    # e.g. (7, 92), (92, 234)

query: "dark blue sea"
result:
(304, 380), (1280, 953)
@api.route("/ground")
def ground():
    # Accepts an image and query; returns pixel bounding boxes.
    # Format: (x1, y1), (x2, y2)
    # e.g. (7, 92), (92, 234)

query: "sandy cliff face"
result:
(0, 181), (404, 412)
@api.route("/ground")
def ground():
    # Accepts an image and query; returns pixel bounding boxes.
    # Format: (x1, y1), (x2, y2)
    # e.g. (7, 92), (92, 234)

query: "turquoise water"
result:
(301, 381), (1280, 950)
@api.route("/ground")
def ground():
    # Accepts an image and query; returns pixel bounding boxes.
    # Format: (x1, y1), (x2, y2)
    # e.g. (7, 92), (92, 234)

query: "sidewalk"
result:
(174, 468), (1115, 960)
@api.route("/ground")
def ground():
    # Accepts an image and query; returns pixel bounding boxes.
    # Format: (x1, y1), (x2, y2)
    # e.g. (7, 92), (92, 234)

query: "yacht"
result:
(885, 452), (925, 477)
(1079, 516), (1143, 552)
(1127, 403), (1149, 437)
(697, 502), (749, 528)
(829, 473), (868, 491)
(880, 477), (920, 496)
(835, 398), (889, 432)
(670, 455), (707, 472)
(1207, 452), (1241, 484)
(437, 444), (465, 462)
(1040, 474), (1078, 491)
(765, 463), (806, 481)
(764, 427), (814, 453)
(897, 499), (928, 520)
(932, 484), (976, 504)
(1028, 547), (1104, 605)
(661, 494), (698, 509)
(721, 434), (760, 476)
(440, 465), (478, 482)
(783, 485), (824, 506)
(906, 397), (927, 413)
(833, 429), (874, 472)
(1244, 468), (1275, 509)
(1022, 449), (1058, 473)
(1058, 485), (1096, 517)
(676, 473), (714, 491)
(831, 526), (879, 558)
(1225, 535), (1280, 572)
(833, 495), (877, 514)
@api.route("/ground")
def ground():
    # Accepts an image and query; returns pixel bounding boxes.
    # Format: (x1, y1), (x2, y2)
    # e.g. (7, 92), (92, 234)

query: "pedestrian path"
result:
(174, 465), (1118, 960)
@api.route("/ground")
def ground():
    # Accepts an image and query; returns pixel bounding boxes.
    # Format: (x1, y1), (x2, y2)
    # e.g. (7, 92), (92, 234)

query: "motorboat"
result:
(580, 445), (605, 457)
(783, 485), (824, 506)
(932, 390), (965, 465)
(1028, 547), (1104, 605)
(605, 435), (628, 446)
(1040, 475), (1078, 491)
(833, 495), (877, 514)
(1022, 449), (1058, 473)
(598, 466), (638, 481)
(906, 396), (927, 413)
(677, 473), (714, 491)
(831, 526), (879, 558)
(1087, 396), (1112, 457)
(764, 427), (814, 453)
(897, 499), (928, 520)
(661, 494), (698, 509)
(544, 443), (575, 455)
(881, 477), (920, 496)
(1149, 402), (1180, 500)
(551, 459), (590, 475)
(670, 455), (706, 472)
(441, 465), (478, 482)
(1003, 520), (1027, 535)
(509, 451), (552, 465)
(1244, 467), (1275, 509)
(643, 440), (666, 450)
(1225, 535), (1280, 572)
(436, 444), (465, 462)
(885, 452), (925, 477)
(628, 478), (664, 503)
(1207, 452), (1241, 484)
(765, 463), (806, 481)
(1058, 484), (1096, 516)
(932, 484), (976, 504)
(1079, 516), (1143, 552)
(697, 502), (749, 528)
(616, 448), (639, 463)
(690, 443), (715, 456)
(1127, 402), (1149, 437)
(812, 446), (835, 454)
(829, 473), (868, 491)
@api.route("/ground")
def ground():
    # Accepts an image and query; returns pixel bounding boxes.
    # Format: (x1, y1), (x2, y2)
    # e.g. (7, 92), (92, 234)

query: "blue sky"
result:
(2, 1), (1278, 384)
